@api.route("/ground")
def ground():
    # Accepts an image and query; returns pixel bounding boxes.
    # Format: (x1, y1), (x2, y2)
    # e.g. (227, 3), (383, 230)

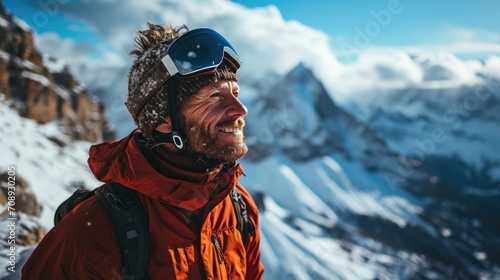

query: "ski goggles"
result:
(161, 28), (242, 77)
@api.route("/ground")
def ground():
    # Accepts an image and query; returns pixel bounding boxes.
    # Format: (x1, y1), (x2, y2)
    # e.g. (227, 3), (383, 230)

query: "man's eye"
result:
(210, 92), (222, 98)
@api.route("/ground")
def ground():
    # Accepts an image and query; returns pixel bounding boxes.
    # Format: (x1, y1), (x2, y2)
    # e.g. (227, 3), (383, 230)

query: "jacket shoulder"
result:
(23, 194), (121, 278)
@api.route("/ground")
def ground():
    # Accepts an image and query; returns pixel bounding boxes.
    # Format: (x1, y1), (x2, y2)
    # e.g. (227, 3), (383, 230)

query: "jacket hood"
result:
(87, 130), (244, 211)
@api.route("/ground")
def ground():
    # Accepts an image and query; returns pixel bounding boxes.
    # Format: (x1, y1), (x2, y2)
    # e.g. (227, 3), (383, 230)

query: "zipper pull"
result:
(211, 234), (227, 264)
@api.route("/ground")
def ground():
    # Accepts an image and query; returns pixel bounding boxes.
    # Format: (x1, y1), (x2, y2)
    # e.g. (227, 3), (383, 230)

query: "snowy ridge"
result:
(353, 74), (500, 180)
(241, 155), (435, 279)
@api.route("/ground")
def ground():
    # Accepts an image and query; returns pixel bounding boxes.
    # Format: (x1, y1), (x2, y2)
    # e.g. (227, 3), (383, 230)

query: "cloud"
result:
(54, 0), (341, 83)
(324, 24), (500, 102)
(480, 56), (500, 81)
(328, 51), (489, 103)
(35, 32), (128, 87)
(35, 32), (94, 58)
(27, 0), (500, 132)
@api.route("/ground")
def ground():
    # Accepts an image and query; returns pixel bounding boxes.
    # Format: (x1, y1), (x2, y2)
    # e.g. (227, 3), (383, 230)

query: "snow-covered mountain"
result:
(240, 63), (500, 279)
(347, 56), (500, 189)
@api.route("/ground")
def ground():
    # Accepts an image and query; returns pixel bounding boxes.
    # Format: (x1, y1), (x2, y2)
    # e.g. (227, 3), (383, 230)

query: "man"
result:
(22, 23), (264, 279)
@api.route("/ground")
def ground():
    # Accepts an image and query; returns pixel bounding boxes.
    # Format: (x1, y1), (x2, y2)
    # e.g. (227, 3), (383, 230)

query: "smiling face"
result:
(178, 79), (249, 163)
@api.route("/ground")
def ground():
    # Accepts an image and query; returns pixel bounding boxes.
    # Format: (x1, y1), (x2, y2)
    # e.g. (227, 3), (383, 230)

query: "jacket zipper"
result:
(211, 234), (230, 279)
(211, 234), (227, 264)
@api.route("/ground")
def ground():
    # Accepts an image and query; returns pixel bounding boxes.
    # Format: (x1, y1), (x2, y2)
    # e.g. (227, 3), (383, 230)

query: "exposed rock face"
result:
(0, 3), (115, 142)
(0, 172), (47, 246)
(0, 172), (42, 217)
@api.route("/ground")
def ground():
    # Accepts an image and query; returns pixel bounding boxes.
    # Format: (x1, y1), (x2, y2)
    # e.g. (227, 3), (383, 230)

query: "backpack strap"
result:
(230, 187), (255, 246)
(95, 183), (150, 280)
(54, 189), (96, 225)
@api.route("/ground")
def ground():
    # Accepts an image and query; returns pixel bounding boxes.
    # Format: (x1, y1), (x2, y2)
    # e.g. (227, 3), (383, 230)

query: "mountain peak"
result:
(287, 62), (316, 82)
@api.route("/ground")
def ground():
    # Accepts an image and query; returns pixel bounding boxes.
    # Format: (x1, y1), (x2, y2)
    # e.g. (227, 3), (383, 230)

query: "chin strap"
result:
(145, 78), (223, 170)
(147, 130), (223, 169)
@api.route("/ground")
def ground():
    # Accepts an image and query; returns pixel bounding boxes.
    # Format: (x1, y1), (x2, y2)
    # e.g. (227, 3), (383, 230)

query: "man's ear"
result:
(155, 116), (172, 133)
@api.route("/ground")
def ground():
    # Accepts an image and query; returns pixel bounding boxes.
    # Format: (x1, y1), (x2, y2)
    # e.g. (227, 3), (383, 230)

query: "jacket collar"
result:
(88, 130), (244, 211)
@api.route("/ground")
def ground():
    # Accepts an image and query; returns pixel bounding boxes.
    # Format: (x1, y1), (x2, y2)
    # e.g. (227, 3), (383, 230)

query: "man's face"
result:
(179, 79), (248, 163)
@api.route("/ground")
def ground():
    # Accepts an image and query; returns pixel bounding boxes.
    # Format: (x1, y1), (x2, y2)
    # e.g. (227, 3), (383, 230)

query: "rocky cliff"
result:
(0, 2), (115, 142)
(0, 1), (115, 248)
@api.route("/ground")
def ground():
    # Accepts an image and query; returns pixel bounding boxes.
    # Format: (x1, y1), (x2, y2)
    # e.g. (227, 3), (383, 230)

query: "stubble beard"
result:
(184, 118), (248, 163)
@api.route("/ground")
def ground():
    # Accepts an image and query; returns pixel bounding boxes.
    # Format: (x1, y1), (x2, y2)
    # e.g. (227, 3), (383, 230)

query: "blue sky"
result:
(5, 1), (99, 41)
(5, 0), (500, 63)
(241, 0), (500, 46)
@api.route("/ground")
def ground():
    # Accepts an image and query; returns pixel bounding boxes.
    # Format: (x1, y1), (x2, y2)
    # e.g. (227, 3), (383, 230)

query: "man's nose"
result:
(226, 95), (248, 118)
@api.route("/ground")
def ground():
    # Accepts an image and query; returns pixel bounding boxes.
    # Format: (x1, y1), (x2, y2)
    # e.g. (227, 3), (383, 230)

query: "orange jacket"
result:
(22, 131), (264, 279)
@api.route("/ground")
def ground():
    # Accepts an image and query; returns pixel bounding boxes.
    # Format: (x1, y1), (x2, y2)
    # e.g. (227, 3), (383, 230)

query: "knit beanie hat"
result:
(126, 25), (238, 138)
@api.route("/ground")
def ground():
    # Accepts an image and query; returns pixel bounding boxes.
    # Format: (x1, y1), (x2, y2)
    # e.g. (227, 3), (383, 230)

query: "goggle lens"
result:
(162, 28), (241, 77)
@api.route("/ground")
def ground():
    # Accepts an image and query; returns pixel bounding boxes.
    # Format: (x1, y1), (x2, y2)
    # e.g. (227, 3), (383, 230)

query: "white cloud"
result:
(31, 0), (500, 118)
(57, 0), (341, 83)
(328, 51), (489, 103)
(35, 32), (128, 88)
(480, 56), (500, 81)
(35, 32), (94, 58)
(413, 52), (479, 83)
(331, 52), (423, 94)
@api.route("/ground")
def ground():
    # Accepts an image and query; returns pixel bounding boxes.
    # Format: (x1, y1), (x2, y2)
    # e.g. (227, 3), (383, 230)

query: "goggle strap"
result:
(166, 78), (185, 151)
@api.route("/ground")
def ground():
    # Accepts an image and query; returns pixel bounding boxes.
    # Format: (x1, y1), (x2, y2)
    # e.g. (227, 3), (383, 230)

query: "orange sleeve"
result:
(21, 196), (122, 279)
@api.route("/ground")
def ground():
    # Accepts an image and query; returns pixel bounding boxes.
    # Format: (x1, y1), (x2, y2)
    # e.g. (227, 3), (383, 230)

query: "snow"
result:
(54, 85), (71, 102)
(43, 55), (67, 74)
(20, 71), (50, 87)
(0, 50), (9, 61)
(269, 155), (421, 227)
(352, 78), (500, 171)
(0, 100), (102, 277)
(73, 85), (84, 94)
(479, 56), (500, 80)
(259, 195), (377, 280)
(0, 101), (100, 228)
(10, 56), (41, 72)
(0, 16), (9, 28)
(13, 17), (31, 32)
(278, 164), (337, 227)
(240, 153), (435, 278)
